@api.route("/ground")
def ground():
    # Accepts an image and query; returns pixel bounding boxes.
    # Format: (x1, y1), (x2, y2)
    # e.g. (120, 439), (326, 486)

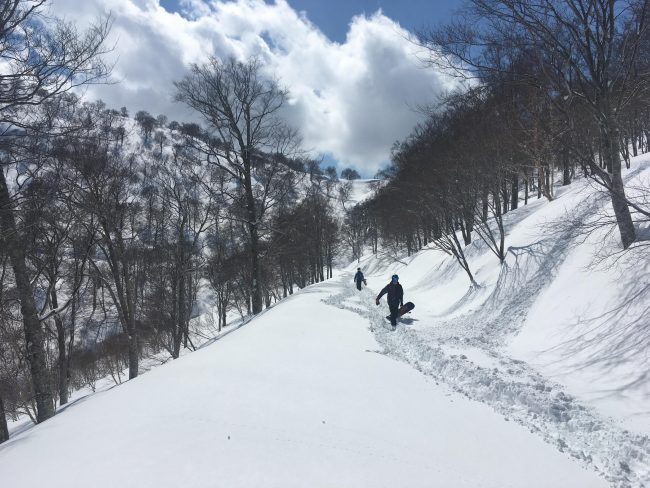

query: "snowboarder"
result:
(353, 268), (367, 291)
(376, 274), (404, 330)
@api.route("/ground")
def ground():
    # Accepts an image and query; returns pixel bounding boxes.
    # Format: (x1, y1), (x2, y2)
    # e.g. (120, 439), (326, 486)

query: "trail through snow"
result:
(329, 279), (649, 487)
(340, 158), (650, 488)
(0, 277), (605, 488)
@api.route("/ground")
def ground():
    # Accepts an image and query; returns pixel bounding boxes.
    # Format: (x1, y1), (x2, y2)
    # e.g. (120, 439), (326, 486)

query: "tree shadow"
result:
(433, 282), (484, 317)
(434, 192), (609, 343)
(0, 382), (119, 454)
(543, 277), (650, 400)
(528, 184), (650, 400)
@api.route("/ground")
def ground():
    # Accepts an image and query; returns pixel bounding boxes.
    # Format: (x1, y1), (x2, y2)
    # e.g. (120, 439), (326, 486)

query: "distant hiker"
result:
(354, 268), (367, 291)
(376, 274), (403, 329)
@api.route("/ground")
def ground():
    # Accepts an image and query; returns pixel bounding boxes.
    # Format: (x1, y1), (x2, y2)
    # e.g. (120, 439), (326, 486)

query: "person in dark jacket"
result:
(376, 274), (403, 329)
(353, 268), (366, 291)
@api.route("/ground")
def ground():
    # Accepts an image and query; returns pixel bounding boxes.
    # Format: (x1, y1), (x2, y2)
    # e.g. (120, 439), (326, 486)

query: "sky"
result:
(159, 0), (462, 43)
(51, 0), (462, 176)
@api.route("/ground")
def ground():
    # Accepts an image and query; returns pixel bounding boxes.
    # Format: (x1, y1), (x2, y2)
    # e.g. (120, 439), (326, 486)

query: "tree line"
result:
(347, 0), (650, 285)
(0, 0), (341, 440)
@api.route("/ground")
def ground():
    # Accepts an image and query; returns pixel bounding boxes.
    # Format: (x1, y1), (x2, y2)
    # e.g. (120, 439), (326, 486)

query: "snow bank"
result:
(352, 154), (650, 486)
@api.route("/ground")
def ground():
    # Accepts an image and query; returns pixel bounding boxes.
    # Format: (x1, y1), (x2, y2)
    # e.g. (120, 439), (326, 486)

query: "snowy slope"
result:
(351, 154), (650, 487)
(347, 178), (379, 205)
(0, 276), (604, 488)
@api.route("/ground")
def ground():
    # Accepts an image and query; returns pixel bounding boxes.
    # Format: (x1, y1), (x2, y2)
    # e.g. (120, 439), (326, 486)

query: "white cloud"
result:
(50, 0), (457, 175)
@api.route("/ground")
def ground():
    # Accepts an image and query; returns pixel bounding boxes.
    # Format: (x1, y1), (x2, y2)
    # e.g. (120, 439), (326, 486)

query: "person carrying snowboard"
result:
(353, 268), (367, 291)
(376, 274), (403, 329)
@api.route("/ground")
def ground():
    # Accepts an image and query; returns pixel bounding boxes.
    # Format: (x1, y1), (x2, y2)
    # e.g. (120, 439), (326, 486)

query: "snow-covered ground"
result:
(0, 276), (604, 488)
(351, 154), (650, 486)
(347, 178), (379, 205)
(3, 155), (650, 487)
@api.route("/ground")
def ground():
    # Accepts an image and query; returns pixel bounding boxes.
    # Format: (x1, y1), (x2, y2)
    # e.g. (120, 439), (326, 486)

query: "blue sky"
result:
(160, 0), (462, 44)
(307, 0), (458, 39)
(287, 0), (461, 42)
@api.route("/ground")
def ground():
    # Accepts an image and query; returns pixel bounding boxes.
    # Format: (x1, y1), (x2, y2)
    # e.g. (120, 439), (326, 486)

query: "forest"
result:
(0, 0), (344, 436)
(350, 0), (650, 286)
(2, 0), (650, 447)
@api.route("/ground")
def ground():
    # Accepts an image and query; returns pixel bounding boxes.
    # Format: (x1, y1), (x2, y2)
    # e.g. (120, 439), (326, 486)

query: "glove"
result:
(375, 299), (380, 306)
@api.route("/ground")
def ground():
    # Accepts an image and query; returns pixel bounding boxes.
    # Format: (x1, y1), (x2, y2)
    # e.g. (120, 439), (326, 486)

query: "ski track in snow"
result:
(323, 276), (650, 488)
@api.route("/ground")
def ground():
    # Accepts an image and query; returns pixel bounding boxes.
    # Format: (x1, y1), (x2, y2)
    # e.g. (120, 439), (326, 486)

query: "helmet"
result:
(391, 274), (399, 282)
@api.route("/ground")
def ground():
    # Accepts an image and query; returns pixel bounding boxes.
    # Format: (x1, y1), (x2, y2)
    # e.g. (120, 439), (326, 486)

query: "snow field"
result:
(0, 277), (604, 488)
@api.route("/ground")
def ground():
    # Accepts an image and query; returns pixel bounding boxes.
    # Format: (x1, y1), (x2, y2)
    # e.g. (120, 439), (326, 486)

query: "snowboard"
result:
(386, 301), (415, 320)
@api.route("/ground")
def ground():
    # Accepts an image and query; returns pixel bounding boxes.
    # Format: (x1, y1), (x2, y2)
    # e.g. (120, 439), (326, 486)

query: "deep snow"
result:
(352, 154), (650, 487)
(0, 277), (604, 488)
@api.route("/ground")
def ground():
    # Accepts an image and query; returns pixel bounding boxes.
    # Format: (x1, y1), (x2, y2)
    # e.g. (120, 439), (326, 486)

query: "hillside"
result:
(0, 272), (605, 488)
(4, 2), (650, 487)
(351, 153), (650, 486)
(3, 157), (650, 487)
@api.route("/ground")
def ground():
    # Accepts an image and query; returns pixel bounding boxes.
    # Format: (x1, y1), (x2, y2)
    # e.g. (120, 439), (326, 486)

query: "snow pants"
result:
(356, 281), (362, 291)
(388, 302), (399, 326)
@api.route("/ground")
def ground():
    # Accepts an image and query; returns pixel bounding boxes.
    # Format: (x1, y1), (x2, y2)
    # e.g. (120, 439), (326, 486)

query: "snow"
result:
(0, 278), (604, 488)
(3, 136), (650, 486)
(347, 178), (379, 205)
(349, 154), (650, 487)
(508, 205), (650, 435)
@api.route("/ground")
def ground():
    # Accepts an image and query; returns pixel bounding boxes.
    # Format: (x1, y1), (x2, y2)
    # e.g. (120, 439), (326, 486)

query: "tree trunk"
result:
(447, 223), (478, 288)
(0, 395), (8, 444)
(102, 227), (139, 379)
(524, 173), (529, 205)
(50, 289), (69, 406)
(173, 261), (185, 360)
(123, 266), (139, 379)
(562, 156), (572, 185)
(602, 125), (636, 248)
(123, 259), (139, 379)
(244, 169), (263, 314)
(621, 136), (631, 169)
(67, 273), (77, 392)
(460, 217), (472, 246)
(127, 327), (139, 379)
(481, 189), (489, 222)
(610, 172), (635, 249)
(0, 170), (55, 422)
(510, 173), (519, 210)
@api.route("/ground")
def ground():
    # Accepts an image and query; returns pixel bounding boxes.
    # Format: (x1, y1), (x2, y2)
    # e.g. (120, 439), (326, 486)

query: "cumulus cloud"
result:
(50, 0), (457, 175)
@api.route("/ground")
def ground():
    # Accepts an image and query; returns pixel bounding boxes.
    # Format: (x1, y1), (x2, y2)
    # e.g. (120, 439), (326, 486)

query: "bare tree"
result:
(22, 174), (91, 406)
(0, 395), (8, 444)
(0, 0), (110, 423)
(424, 0), (650, 249)
(175, 56), (300, 314)
(0, 250), (11, 443)
(150, 153), (213, 358)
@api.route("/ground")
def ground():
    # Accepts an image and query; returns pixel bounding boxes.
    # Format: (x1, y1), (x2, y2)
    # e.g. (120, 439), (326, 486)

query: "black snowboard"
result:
(386, 301), (415, 320)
